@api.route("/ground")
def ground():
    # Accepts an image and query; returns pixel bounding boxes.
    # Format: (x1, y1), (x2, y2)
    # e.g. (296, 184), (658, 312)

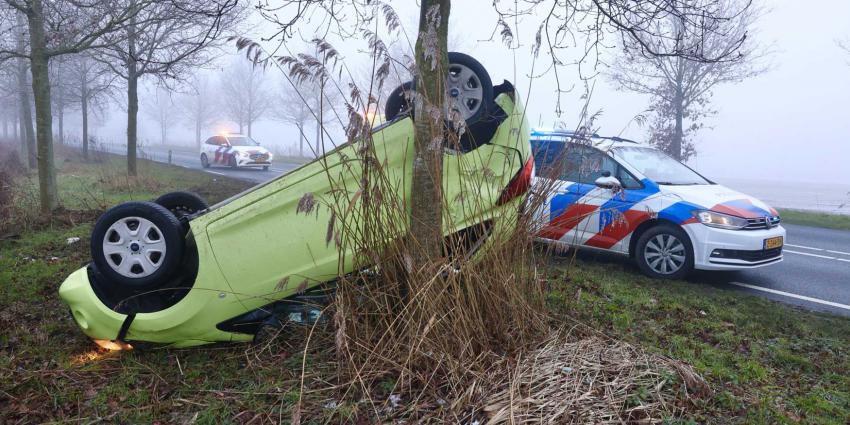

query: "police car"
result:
(200, 133), (273, 170)
(531, 129), (785, 279)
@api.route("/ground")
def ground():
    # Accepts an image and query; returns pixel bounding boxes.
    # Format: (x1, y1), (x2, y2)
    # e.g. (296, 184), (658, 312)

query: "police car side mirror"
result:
(594, 175), (621, 190)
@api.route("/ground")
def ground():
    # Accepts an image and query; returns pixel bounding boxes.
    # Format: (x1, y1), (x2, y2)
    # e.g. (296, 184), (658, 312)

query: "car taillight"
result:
(497, 155), (534, 206)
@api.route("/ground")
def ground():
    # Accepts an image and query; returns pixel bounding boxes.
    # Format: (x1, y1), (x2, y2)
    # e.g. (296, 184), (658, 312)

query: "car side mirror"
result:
(595, 175), (621, 190)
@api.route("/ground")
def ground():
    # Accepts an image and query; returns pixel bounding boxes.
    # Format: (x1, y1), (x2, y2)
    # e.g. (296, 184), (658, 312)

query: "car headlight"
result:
(238, 151), (249, 157)
(694, 210), (748, 230)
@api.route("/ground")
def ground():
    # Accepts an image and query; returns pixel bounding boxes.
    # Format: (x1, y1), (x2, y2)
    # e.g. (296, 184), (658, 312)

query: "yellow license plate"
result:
(764, 236), (783, 250)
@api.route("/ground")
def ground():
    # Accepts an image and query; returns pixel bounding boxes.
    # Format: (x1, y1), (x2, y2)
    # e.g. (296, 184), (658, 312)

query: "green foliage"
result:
(778, 209), (850, 231)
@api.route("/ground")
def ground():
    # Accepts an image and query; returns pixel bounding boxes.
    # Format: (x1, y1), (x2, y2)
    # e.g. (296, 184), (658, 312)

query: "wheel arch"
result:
(628, 218), (694, 258)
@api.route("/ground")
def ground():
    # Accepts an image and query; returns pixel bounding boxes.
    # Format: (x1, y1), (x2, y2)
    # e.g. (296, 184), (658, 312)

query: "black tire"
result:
(154, 191), (208, 220)
(634, 224), (694, 280)
(200, 153), (210, 168)
(383, 52), (494, 126)
(229, 155), (238, 169)
(91, 201), (185, 290)
(263, 166), (269, 171)
(384, 81), (414, 122)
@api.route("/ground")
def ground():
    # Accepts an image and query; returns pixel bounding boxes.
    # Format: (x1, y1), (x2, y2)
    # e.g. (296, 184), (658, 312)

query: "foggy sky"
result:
(61, 0), (850, 184)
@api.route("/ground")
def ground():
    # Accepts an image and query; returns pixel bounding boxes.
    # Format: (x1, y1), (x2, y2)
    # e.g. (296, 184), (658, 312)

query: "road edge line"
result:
(729, 281), (850, 311)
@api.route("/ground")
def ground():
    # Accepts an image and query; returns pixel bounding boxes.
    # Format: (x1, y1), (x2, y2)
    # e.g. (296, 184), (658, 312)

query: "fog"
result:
(54, 0), (850, 184)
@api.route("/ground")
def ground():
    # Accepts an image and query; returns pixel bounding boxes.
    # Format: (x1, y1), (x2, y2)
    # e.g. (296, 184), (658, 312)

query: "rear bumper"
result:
(685, 223), (786, 271)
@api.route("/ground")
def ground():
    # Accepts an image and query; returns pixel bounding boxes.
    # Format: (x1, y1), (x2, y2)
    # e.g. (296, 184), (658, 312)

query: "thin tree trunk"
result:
(16, 12), (35, 169)
(56, 62), (64, 145)
(18, 98), (26, 158)
(673, 85), (684, 161)
(26, 0), (60, 213)
(298, 125), (304, 157)
(57, 106), (63, 145)
(195, 119), (201, 149)
(82, 87), (89, 160)
(411, 0), (450, 261)
(126, 7), (139, 176)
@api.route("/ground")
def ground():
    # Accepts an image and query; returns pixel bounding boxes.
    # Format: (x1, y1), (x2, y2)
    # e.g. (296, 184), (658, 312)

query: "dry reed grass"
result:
(483, 333), (708, 424)
(233, 7), (708, 420)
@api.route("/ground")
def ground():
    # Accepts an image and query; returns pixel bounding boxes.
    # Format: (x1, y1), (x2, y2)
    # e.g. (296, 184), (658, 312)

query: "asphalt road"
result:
(574, 224), (850, 318)
(100, 143), (304, 183)
(104, 143), (850, 317)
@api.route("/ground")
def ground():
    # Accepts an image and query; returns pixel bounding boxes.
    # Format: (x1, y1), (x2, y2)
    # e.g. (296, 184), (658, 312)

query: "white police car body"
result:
(531, 129), (785, 279)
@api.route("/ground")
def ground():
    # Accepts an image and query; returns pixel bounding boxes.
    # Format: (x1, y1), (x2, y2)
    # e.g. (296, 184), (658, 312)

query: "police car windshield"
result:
(614, 146), (710, 186)
(227, 136), (259, 147)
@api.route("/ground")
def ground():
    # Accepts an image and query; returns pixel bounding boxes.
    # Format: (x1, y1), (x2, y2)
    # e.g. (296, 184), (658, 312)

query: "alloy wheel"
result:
(643, 233), (686, 275)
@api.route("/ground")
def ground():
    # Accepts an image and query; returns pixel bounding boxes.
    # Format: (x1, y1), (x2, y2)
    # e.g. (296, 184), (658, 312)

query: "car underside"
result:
(59, 53), (533, 348)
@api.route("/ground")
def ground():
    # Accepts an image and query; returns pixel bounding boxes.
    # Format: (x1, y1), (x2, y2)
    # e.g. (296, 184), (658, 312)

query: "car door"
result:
(535, 142), (606, 245)
(210, 136), (229, 165)
(579, 149), (657, 252)
(202, 137), (218, 162)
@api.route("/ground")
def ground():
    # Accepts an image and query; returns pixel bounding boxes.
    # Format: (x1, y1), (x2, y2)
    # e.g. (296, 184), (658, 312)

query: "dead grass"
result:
(484, 333), (707, 424)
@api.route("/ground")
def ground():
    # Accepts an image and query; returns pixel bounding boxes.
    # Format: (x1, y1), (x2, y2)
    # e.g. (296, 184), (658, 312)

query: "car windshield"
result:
(227, 136), (259, 146)
(614, 146), (711, 186)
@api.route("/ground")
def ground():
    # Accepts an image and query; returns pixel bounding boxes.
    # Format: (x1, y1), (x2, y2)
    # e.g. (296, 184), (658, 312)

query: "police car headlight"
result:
(694, 210), (748, 230)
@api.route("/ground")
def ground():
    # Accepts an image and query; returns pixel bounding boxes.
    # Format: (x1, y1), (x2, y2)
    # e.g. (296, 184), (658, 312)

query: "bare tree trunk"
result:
(16, 13), (35, 169)
(26, 0), (60, 213)
(411, 0), (450, 261)
(195, 119), (201, 149)
(55, 62), (64, 146)
(247, 102), (253, 137)
(298, 124), (304, 157)
(18, 99), (26, 158)
(126, 8), (139, 176)
(672, 85), (684, 161)
(13, 106), (19, 141)
(81, 83), (89, 160)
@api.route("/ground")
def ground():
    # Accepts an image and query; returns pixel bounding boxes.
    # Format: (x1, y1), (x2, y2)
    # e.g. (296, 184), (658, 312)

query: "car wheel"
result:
(229, 155), (238, 169)
(154, 191), (208, 220)
(445, 52), (493, 126)
(635, 224), (694, 280)
(384, 81), (414, 122)
(383, 52), (494, 126)
(91, 201), (185, 290)
(200, 154), (210, 168)
(263, 166), (269, 171)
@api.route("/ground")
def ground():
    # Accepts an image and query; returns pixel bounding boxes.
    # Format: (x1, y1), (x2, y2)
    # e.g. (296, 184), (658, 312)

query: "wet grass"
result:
(3, 148), (850, 422)
(779, 208), (850, 231)
(545, 252), (850, 424)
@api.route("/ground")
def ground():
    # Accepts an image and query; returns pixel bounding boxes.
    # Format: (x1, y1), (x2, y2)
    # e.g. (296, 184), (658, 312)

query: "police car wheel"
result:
(635, 224), (694, 280)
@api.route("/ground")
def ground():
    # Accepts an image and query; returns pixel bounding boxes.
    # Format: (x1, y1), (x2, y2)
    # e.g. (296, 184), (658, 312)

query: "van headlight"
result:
(694, 210), (748, 230)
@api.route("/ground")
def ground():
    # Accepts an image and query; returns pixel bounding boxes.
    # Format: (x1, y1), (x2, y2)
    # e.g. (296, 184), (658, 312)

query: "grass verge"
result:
(2, 146), (849, 423)
(779, 208), (850, 231)
(546, 252), (850, 424)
